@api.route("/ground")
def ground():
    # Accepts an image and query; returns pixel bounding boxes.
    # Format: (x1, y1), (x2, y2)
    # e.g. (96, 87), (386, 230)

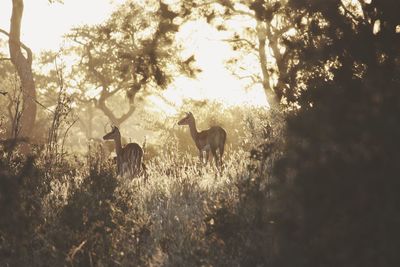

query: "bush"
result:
(0, 107), (296, 266)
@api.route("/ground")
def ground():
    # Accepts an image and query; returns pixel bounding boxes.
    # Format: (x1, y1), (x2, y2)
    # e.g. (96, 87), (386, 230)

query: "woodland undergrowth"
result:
(0, 108), (285, 267)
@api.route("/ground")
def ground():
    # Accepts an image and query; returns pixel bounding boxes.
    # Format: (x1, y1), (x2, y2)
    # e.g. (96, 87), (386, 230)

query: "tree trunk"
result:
(9, 0), (36, 152)
(256, 21), (279, 108)
(265, 21), (289, 103)
(96, 92), (136, 127)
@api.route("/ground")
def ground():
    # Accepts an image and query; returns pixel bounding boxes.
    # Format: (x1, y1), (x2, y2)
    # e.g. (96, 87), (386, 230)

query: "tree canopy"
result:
(272, 0), (400, 265)
(66, 0), (199, 126)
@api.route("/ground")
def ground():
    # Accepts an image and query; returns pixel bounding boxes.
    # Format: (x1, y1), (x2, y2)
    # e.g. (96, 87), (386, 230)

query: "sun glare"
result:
(0, 0), (267, 110)
(171, 20), (268, 108)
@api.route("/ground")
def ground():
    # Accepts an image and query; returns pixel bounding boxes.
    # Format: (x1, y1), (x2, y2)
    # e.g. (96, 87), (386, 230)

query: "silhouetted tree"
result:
(273, 0), (400, 266)
(66, 1), (199, 127)
(183, 0), (303, 107)
(0, 0), (36, 153)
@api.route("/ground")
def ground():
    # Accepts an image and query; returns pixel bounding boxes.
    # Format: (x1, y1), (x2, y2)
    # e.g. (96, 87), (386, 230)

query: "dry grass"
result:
(0, 108), (283, 266)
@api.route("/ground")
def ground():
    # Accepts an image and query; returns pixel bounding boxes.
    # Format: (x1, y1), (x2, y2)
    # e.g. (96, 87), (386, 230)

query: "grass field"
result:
(0, 109), (284, 267)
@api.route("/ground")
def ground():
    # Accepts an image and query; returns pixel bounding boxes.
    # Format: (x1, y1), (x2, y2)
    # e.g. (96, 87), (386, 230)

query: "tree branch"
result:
(256, 21), (279, 105)
(221, 37), (257, 50)
(0, 28), (33, 65)
(85, 44), (111, 88)
(229, 8), (254, 18)
(340, 2), (365, 25)
(236, 74), (261, 83)
(271, 24), (293, 36)
(96, 92), (136, 127)
(221, 1), (255, 17)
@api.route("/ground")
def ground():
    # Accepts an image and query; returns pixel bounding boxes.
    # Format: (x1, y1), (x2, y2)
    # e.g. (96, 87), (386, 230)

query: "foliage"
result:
(1, 0), (400, 266)
(0, 106), (282, 266)
(65, 0), (200, 126)
(182, 0), (303, 106)
(0, 43), (21, 139)
(272, 0), (400, 266)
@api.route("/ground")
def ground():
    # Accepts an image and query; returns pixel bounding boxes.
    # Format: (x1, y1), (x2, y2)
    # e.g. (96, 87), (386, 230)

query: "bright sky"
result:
(0, 0), (127, 51)
(0, 0), (268, 111)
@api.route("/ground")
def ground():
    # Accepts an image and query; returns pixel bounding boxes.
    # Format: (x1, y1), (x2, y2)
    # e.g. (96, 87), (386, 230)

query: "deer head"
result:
(178, 112), (194, 126)
(103, 125), (121, 141)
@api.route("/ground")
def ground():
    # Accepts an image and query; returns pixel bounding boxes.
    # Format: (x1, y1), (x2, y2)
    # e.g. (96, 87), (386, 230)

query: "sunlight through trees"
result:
(1, 0), (399, 266)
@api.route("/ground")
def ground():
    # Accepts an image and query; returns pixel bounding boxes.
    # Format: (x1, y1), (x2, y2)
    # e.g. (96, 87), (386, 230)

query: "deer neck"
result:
(188, 120), (200, 145)
(114, 136), (123, 156)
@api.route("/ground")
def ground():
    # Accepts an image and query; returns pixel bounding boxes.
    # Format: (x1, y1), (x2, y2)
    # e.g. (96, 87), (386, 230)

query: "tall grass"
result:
(0, 108), (284, 266)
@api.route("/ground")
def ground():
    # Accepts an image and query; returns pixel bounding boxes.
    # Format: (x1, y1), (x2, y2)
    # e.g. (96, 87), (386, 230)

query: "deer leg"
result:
(199, 150), (204, 165)
(219, 149), (223, 168)
(218, 140), (225, 166)
(133, 160), (137, 177)
(135, 157), (140, 176)
(211, 149), (219, 168)
(205, 150), (211, 165)
(116, 157), (122, 176)
(138, 154), (143, 176)
(131, 159), (135, 177)
(122, 162), (128, 177)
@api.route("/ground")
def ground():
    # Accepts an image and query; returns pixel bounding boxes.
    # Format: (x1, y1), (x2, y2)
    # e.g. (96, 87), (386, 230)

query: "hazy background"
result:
(1, 0), (399, 266)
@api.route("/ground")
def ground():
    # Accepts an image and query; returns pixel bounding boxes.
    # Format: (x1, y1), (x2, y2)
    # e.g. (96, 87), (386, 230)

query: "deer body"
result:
(178, 112), (226, 167)
(103, 126), (143, 177)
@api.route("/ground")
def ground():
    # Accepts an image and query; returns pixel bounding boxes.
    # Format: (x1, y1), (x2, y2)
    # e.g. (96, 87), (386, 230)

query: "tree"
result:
(272, 0), (400, 266)
(0, 0), (36, 151)
(0, 42), (19, 139)
(66, 0), (199, 127)
(181, 0), (302, 108)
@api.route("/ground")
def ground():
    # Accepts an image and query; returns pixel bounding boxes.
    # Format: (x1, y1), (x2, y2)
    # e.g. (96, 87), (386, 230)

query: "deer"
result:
(178, 112), (227, 168)
(103, 126), (143, 177)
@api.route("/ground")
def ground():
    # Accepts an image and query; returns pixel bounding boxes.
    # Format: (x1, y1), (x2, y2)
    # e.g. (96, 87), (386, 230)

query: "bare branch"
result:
(61, 117), (78, 156)
(236, 74), (261, 83)
(67, 240), (87, 264)
(221, 1), (254, 17)
(221, 37), (257, 50)
(229, 8), (254, 17)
